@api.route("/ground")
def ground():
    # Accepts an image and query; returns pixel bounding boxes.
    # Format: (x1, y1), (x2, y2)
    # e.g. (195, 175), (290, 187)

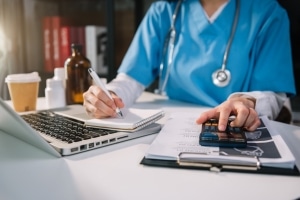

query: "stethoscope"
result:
(155, 0), (240, 95)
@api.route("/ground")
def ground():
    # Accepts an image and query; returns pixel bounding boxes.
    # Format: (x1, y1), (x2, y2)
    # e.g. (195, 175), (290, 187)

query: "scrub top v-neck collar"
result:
(188, 0), (236, 32)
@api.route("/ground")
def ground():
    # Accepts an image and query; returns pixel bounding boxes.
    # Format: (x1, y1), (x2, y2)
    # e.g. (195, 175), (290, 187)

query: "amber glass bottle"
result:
(64, 43), (92, 105)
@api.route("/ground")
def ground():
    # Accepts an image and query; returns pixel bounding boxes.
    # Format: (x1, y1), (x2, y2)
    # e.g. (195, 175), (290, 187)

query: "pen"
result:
(88, 68), (123, 118)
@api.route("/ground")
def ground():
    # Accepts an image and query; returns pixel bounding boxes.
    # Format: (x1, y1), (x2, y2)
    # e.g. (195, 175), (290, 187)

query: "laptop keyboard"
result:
(21, 111), (117, 144)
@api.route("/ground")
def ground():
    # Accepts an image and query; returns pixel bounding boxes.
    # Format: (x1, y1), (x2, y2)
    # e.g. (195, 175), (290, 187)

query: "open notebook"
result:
(0, 98), (163, 157)
(84, 108), (165, 131)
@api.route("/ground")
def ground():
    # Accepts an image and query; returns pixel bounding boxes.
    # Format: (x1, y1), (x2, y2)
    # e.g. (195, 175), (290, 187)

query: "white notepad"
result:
(85, 108), (165, 132)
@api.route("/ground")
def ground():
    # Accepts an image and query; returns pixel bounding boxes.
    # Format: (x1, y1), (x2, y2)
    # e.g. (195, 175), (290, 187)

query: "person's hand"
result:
(83, 85), (124, 118)
(196, 95), (261, 131)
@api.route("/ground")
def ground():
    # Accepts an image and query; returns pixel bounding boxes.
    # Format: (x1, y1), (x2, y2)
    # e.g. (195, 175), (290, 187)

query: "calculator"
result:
(199, 119), (247, 148)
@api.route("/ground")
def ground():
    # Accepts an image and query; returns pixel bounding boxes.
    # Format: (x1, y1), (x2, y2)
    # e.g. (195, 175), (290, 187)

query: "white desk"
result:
(1, 92), (300, 200)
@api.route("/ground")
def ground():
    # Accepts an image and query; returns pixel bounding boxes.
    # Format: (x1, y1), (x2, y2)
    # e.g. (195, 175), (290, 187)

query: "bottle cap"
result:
(71, 43), (82, 51)
(46, 78), (64, 88)
(53, 68), (65, 80)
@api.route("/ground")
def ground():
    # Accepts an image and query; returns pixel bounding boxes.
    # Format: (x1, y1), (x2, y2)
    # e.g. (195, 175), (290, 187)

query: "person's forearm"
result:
(228, 91), (288, 120)
(106, 73), (145, 108)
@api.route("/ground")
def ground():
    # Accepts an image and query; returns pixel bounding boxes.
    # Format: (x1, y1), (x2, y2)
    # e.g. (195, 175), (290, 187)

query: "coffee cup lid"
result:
(5, 72), (41, 83)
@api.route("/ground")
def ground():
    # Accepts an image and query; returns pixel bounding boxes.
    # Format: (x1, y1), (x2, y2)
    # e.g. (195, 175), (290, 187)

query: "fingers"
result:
(230, 107), (261, 131)
(196, 108), (219, 124)
(217, 105), (233, 131)
(228, 104), (250, 127)
(196, 97), (261, 131)
(83, 85), (124, 118)
(198, 102), (232, 131)
(110, 93), (124, 109)
(243, 108), (261, 131)
(83, 86), (115, 118)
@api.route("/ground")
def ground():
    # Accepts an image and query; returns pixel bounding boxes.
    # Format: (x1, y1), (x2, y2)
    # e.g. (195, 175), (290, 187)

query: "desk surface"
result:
(1, 92), (300, 200)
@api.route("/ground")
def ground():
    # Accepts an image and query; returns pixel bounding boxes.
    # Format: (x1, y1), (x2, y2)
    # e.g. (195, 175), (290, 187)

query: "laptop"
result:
(0, 98), (162, 157)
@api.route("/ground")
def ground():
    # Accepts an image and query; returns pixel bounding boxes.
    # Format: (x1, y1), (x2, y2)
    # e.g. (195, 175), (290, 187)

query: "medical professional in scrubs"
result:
(83, 0), (296, 131)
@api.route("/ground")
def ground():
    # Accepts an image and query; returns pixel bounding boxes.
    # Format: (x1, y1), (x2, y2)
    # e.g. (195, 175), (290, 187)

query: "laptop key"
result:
(82, 134), (92, 140)
(87, 131), (101, 138)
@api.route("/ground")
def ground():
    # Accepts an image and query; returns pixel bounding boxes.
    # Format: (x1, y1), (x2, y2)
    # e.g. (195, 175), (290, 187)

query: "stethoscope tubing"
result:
(221, 0), (240, 71)
(157, 0), (183, 94)
(157, 0), (240, 94)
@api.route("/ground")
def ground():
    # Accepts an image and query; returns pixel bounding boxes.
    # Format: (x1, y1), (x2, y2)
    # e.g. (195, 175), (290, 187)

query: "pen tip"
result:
(115, 108), (123, 118)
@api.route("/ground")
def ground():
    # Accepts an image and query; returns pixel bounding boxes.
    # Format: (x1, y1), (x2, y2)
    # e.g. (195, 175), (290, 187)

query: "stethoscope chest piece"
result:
(212, 69), (231, 87)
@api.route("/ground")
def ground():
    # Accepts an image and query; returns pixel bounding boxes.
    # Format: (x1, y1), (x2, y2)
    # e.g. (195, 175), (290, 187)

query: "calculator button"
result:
(210, 126), (218, 132)
(204, 125), (210, 131)
(234, 127), (241, 132)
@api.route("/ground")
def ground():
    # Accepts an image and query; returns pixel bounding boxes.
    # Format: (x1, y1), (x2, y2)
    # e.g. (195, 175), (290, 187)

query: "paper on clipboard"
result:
(144, 113), (295, 169)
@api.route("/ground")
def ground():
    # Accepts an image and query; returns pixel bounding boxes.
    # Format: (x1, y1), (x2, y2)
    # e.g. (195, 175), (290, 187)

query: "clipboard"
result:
(141, 114), (299, 176)
(140, 153), (300, 176)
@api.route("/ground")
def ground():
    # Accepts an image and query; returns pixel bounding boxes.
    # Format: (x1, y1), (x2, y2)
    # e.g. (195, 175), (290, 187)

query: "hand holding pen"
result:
(86, 68), (124, 118)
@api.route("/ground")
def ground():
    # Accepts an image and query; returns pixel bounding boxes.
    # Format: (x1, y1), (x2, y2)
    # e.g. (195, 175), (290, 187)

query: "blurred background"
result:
(0, 0), (299, 122)
(0, 0), (156, 100)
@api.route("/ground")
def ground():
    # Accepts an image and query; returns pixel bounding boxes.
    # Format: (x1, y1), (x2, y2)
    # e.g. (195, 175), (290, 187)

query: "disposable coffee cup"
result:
(5, 72), (41, 112)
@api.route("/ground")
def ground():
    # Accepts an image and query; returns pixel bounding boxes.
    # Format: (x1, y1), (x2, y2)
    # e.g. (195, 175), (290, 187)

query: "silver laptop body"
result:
(0, 98), (161, 157)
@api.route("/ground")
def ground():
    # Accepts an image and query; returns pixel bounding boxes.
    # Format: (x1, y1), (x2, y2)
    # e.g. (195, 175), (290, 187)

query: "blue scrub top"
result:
(118, 0), (296, 107)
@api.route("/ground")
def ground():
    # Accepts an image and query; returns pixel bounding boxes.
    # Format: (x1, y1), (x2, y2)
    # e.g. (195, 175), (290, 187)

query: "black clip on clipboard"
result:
(140, 152), (300, 176)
